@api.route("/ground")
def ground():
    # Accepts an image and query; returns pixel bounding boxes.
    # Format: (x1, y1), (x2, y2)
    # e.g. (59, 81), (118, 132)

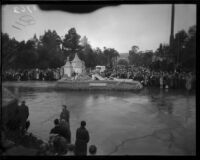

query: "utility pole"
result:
(169, 4), (175, 67)
(170, 4), (175, 46)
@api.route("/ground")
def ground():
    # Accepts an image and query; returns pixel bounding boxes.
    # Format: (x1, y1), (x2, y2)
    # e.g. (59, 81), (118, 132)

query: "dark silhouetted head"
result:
(81, 121), (86, 127)
(89, 145), (97, 155)
(54, 119), (59, 125)
(62, 105), (67, 109)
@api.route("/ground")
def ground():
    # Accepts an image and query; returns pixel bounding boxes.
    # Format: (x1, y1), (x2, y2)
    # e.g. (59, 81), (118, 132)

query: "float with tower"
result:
(56, 53), (143, 91)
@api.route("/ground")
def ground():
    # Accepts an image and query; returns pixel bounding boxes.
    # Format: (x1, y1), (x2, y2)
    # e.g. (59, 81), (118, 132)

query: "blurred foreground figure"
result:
(60, 119), (71, 143)
(89, 145), (97, 155)
(49, 134), (67, 156)
(19, 101), (29, 133)
(1, 128), (15, 154)
(37, 143), (52, 156)
(67, 144), (75, 156)
(75, 121), (90, 156)
(60, 105), (70, 124)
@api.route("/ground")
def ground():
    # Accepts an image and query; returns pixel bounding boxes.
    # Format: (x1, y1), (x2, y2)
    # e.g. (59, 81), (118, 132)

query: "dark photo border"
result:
(1, 0), (199, 160)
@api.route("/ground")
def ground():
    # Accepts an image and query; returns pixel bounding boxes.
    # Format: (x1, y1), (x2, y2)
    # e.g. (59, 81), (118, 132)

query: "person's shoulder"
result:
(81, 127), (88, 132)
(50, 128), (54, 133)
(51, 126), (60, 132)
(77, 127), (81, 130)
(77, 127), (82, 132)
(52, 126), (58, 130)
(85, 128), (89, 133)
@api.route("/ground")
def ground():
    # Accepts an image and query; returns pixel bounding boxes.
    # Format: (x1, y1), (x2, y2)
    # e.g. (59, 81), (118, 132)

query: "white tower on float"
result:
(71, 53), (86, 75)
(63, 57), (73, 77)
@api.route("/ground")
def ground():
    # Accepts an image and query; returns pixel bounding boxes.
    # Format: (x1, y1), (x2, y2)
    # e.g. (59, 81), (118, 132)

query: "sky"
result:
(2, 4), (196, 53)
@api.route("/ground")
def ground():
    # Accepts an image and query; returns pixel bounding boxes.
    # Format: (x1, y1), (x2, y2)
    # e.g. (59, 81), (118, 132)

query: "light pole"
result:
(169, 4), (175, 70)
(170, 4), (175, 46)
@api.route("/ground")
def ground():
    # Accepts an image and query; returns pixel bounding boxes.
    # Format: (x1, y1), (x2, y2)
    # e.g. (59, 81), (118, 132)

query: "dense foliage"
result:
(128, 46), (153, 67)
(2, 28), (119, 71)
(2, 25), (195, 72)
(128, 25), (196, 72)
(117, 59), (129, 67)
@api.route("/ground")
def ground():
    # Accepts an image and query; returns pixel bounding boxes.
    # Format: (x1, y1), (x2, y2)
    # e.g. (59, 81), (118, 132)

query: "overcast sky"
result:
(2, 4), (196, 53)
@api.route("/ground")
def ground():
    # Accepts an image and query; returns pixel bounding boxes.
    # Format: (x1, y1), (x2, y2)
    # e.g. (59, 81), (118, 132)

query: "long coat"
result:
(60, 109), (70, 123)
(19, 104), (29, 128)
(60, 121), (71, 143)
(75, 127), (90, 156)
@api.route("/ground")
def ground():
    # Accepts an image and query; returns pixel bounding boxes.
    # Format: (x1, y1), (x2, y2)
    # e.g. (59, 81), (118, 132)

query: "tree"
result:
(181, 25), (196, 71)
(80, 36), (89, 47)
(30, 34), (39, 49)
(153, 25), (196, 72)
(118, 59), (128, 67)
(39, 30), (62, 49)
(93, 47), (106, 66)
(82, 43), (96, 68)
(128, 45), (140, 65)
(62, 28), (83, 61)
(38, 30), (64, 69)
(130, 45), (139, 54)
(142, 50), (153, 67)
(2, 33), (19, 70)
(173, 30), (188, 64)
(155, 44), (163, 57)
(103, 47), (119, 68)
(15, 40), (39, 69)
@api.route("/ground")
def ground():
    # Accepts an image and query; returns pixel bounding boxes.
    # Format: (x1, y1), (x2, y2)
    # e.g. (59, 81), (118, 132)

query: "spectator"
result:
(52, 135), (68, 155)
(19, 101), (29, 133)
(159, 74), (164, 89)
(75, 121), (90, 156)
(89, 145), (97, 156)
(60, 105), (70, 124)
(6, 107), (21, 131)
(37, 143), (51, 156)
(67, 144), (75, 156)
(50, 119), (61, 135)
(60, 119), (71, 143)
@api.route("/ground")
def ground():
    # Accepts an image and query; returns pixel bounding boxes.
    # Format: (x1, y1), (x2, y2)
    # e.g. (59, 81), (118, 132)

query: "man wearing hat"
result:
(60, 105), (70, 124)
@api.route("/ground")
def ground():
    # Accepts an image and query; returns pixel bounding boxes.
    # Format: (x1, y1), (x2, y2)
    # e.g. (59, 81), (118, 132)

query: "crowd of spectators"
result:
(101, 65), (196, 90)
(2, 68), (62, 81)
(2, 65), (196, 91)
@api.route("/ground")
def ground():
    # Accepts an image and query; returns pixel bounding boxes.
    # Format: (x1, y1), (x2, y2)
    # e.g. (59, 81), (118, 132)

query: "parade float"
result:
(56, 54), (143, 91)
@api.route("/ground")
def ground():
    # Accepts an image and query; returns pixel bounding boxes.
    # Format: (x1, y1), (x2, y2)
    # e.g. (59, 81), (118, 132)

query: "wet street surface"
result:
(3, 81), (196, 155)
